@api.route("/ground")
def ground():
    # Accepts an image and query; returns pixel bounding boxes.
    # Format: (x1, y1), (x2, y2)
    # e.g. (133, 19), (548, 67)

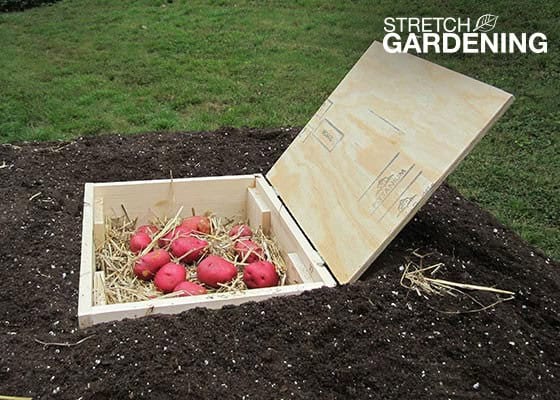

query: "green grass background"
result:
(0, 0), (558, 258)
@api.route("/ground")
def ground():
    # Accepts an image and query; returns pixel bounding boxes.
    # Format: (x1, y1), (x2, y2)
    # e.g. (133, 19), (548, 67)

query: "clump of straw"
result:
(400, 250), (514, 314)
(95, 210), (287, 305)
(95, 215), (162, 304)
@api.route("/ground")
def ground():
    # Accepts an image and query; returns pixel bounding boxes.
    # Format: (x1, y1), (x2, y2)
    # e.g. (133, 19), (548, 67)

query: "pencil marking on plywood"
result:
(301, 99), (334, 142)
(300, 122), (319, 143)
(318, 99), (334, 117)
(369, 108), (406, 135)
(397, 194), (417, 214)
(312, 119), (344, 152)
(370, 163), (415, 215)
(379, 170), (423, 221)
(359, 152), (400, 200)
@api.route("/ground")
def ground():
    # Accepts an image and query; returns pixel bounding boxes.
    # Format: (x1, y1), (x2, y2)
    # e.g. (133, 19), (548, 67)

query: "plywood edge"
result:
(92, 174), (257, 188)
(255, 175), (283, 210)
(78, 183), (95, 325)
(95, 174), (257, 225)
(85, 283), (325, 326)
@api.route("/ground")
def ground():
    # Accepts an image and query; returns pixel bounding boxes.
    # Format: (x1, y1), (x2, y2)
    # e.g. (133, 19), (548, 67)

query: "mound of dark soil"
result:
(0, 128), (558, 399)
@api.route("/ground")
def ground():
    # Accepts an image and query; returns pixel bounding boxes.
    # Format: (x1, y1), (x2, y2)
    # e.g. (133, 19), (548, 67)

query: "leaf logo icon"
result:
(473, 14), (499, 32)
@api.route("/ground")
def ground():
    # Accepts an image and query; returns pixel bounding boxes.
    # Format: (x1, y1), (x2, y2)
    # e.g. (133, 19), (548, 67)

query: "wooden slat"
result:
(93, 196), (104, 247)
(94, 175), (256, 224)
(93, 271), (107, 306)
(267, 40), (513, 284)
(284, 253), (314, 284)
(246, 187), (272, 234)
(80, 282), (325, 327)
(78, 183), (95, 329)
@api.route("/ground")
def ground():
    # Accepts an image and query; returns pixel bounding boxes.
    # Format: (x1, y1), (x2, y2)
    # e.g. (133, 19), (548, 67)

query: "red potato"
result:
(133, 262), (153, 281)
(197, 255), (237, 288)
(181, 216), (211, 234)
(158, 226), (193, 247)
(229, 224), (253, 238)
(154, 263), (186, 293)
(243, 261), (279, 288)
(173, 281), (207, 296)
(133, 249), (171, 280)
(171, 236), (208, 263)
(130, 232), (152, 254)
(234, 239), (264, 263)
(136, 224), (159, 236)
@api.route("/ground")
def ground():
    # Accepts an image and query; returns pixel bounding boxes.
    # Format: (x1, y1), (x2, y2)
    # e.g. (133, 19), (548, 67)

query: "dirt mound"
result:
(0, 128), (558, 399)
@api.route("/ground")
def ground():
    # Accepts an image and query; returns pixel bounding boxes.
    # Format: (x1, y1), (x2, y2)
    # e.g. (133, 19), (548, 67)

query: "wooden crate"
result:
(78, 174), (336, 328)
(78, 41), (513, 327)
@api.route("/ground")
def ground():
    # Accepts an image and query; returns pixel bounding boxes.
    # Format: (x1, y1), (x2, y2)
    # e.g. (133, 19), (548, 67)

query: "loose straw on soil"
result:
(95, 210), (288, 304)
(400, 251), (514, 313)
(34, 335), (96, 348)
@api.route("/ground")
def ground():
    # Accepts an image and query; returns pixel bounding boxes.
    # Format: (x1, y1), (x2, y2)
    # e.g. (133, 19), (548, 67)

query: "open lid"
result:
(267, 41), (513, 284)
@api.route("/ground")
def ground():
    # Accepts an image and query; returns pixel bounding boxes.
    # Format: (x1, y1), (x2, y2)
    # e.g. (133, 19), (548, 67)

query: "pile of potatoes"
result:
(129, 216), (280, 297)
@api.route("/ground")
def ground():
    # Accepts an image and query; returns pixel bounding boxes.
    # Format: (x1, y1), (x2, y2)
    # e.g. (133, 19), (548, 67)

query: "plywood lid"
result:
(267, 41), (513, 284)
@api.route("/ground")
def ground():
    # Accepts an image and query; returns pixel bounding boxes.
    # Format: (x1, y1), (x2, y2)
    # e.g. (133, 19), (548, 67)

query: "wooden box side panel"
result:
(78, 183), (95, 328)
(253, 176), (336, 287)
(94, 175), (256, 225)
(82, 282), (325, 327)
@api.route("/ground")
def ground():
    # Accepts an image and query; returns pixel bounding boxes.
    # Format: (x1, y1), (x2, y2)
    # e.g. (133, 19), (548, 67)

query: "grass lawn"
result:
(0, 0), (558, 258)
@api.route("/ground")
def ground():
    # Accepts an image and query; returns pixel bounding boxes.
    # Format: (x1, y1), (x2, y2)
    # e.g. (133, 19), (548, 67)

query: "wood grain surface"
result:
(268, 41), (514, 283)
